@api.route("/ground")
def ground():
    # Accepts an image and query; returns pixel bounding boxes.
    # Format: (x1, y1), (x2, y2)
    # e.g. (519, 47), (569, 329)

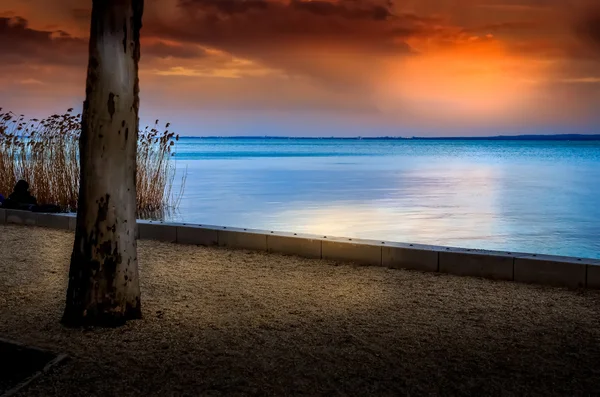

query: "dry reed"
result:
(0, 108), (183, 216)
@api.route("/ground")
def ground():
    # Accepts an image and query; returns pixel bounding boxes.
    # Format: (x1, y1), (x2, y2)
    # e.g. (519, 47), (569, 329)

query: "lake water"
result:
(168, 138), (600, 259)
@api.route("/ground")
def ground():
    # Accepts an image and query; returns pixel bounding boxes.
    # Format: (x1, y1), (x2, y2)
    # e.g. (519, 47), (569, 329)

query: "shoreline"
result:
(1, 208), (598, 290)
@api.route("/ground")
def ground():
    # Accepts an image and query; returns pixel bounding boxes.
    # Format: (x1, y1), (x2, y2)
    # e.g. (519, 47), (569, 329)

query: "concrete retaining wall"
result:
(219, 227), (268, 251)
(267, 232), (322, 259)
(322, 237), (383, 266)
(1, 209), (599, 290)
(440, 249), (515, 281)
(382, 243), (439, 272)
(514, 255), (588, 289)
(587, 265), (600, 289)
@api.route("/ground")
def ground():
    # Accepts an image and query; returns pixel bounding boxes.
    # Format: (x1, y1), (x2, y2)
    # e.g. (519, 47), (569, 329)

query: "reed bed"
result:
(0, 108), (183, 216)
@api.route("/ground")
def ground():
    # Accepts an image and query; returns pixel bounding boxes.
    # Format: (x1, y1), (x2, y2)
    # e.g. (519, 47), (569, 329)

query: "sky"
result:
(1, 0), (600, 137)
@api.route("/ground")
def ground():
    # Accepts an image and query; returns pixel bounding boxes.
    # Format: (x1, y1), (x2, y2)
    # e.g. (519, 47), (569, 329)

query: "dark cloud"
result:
(289, 0), (393, 21)
(179, 0), (270, 15)
(162, 0), (422, 50)
(0, 16), (85, 66)
(71, 8), (91, 23)
(144, 41), (208, 59)
(573, 5), (600, 52)
(180, 0), (394, 20)
(0, 15), (212, 67)
(123, 0), (431, 90)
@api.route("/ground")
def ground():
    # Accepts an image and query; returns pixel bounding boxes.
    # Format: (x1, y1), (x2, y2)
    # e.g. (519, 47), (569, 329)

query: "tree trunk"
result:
(62, 0), (144, 327)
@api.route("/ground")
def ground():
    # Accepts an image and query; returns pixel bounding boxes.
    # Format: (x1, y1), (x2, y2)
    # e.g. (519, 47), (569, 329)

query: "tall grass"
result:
(0, 108), (183, 216)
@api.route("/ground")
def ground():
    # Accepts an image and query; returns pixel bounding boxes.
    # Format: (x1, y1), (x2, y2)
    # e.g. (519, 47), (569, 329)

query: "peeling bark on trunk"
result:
(62, 0), (144, 327)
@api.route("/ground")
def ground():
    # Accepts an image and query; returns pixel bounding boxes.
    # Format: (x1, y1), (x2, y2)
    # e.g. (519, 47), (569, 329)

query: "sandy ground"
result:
(1, 225), (600, 396)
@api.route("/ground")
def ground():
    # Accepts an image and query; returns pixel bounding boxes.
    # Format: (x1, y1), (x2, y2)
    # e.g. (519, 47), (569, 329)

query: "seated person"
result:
(3, 180), (37, 210)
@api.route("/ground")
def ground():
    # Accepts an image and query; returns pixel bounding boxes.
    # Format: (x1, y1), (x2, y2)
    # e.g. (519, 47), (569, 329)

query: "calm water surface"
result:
(167, 138), (600, 259)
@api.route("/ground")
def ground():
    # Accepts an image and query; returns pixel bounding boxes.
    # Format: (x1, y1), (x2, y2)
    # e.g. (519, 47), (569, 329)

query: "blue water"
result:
(168, 138), (600, 259)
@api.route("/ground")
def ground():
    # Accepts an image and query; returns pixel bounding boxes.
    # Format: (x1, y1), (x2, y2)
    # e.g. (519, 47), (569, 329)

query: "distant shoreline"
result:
(182, 134), (600, 141)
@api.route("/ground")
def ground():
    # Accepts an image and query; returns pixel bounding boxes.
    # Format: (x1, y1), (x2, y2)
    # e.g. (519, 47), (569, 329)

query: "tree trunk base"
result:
(61, 306), (142, 328)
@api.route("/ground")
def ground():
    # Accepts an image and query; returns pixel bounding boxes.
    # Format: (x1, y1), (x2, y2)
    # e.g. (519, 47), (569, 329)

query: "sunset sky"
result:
(1, 0), (600, 136)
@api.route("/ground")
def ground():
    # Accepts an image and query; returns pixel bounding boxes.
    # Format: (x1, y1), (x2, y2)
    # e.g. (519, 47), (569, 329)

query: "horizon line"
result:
(178, 134), (600, 140)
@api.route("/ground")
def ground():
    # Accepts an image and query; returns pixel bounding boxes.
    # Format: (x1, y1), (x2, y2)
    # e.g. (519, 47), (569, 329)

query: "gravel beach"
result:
(1, 224), (600, 396)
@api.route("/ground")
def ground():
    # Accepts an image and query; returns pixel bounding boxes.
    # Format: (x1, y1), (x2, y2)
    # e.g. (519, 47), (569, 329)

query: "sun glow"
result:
(376, 37), (552, 124)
